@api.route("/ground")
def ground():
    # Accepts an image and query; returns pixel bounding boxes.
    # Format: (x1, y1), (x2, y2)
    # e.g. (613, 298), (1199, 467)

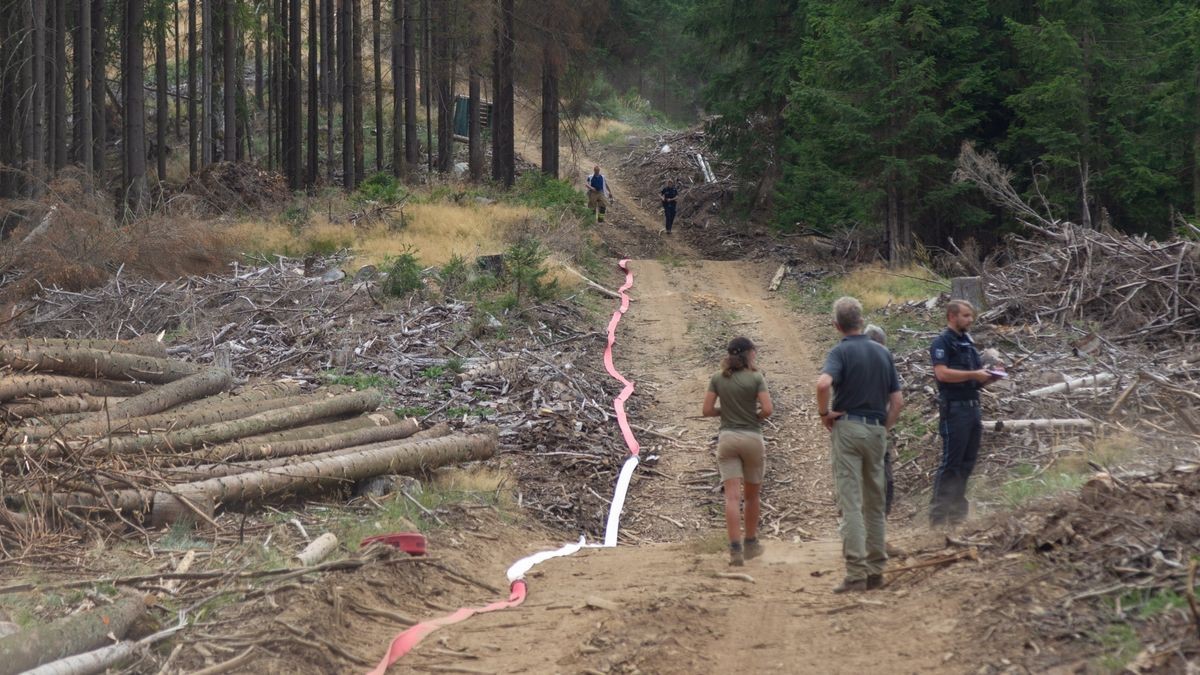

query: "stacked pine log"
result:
(0, 337), (497, 531)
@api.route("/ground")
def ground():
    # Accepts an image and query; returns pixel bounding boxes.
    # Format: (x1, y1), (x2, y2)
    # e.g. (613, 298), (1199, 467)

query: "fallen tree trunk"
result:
(0, 375), (152, 403)
(0, 508), (29, 531)
(54, 427), (483, 522)
(983, 418), (1096, 432)
(164, 381), (307, 416)
(177, 414), (419, 465)
(150, 428), (497, 525)
(69, 389), (384, 456)
(14, 389), (368, 444)
(0, 395), (126, 422)
(0, 593), (147, 675)
(100, 366), (232, 420)
(1027, 373), (1117, 397)
(167, 423), (449, 479)
(180, 412), (393, 454)
(0, 345), (200, 384)
(1, 337), (166, 358)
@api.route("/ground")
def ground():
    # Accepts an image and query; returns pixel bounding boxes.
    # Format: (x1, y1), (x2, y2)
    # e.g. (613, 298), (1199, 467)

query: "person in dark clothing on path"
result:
(586, 165), (612, 222)
(929, 299), (1001, 527)
(660, 179), (679, 234)
(864, 324), (895, 515)
(817, 298), (903, 593)
(702, 336), (774, 567)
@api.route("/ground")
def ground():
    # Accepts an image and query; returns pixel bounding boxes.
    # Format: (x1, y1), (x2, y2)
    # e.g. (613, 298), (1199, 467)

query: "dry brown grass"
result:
(434, 466), (517, 508)
(833, 263), (946, 311)
(581, 117), (634, 144)
(0, 171), (233, 301)
(226, 200), (546, 270)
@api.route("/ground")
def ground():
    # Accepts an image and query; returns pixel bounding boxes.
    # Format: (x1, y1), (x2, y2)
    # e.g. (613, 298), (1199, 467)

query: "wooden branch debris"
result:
(557, 263), (621, 300)
(982, 419), (1096, 432)
(1027, 373), (1116, 398)
(768, 265), (788, 292)
(295, 533), (339, 567)
(888, 547), (979, 575)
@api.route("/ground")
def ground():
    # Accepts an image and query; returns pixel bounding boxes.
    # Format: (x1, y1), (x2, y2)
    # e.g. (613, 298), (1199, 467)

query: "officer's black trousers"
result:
(664, 203), (676, 232)
(930, 402), (981, 524)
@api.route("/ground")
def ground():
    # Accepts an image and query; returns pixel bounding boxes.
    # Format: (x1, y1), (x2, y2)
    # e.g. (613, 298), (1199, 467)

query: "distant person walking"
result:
(586, 165), (613, 222)
(702, 336), (773, 566)
(817, 298), (903, 593)
(929, 300), (1001, 527)
(864, 324), (895, 515)
(660, 179), (679, 234)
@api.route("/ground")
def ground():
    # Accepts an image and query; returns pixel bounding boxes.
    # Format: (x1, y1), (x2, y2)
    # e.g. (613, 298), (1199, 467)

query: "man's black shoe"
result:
(866, 574), (884, 590)
(832, 578), (867, 594)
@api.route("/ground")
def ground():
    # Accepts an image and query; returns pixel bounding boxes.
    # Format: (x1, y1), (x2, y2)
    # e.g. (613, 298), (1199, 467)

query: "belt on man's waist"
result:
(941, 399), (980, 408)
(840, 413), (884, 426)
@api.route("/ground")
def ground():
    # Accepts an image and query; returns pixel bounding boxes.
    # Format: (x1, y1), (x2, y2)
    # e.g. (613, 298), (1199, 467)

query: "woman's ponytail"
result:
(721, 336), (757, 377)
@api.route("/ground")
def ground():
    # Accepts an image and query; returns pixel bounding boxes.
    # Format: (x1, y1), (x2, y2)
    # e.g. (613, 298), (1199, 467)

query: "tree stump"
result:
(476, 254), (504, 276)
(951, 276), (986, 311)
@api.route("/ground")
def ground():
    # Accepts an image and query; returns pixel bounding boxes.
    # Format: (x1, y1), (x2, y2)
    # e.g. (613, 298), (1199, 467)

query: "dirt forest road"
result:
(400, 159), (984, 674)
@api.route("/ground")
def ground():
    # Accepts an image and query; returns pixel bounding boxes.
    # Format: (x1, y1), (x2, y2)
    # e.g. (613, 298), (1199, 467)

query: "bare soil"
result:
(349, 157), (1008, 674)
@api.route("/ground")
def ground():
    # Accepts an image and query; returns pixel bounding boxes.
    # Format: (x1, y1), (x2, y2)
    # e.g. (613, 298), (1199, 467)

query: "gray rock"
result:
(354, 474), (423, 498)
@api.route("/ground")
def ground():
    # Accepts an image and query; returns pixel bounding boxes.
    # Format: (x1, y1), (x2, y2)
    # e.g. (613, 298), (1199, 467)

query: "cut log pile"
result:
(0, 256), (646, 543)
(3, 255), (650, 539)
(0, 337), (497, 541)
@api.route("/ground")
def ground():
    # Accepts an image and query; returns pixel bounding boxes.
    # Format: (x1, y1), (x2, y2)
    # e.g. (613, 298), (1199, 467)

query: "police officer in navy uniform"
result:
(929, 299), (999, 526)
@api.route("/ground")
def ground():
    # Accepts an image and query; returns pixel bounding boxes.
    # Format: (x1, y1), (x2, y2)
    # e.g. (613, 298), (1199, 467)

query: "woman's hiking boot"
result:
(744, 538), (764, 561)
(729, 541), (745, 566)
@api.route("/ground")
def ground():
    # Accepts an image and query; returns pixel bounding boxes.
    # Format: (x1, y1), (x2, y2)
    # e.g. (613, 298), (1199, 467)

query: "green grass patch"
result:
(1113, 587), (1188, 620)
(833, 264), (947, 311)
(157, 518), (211, 552)
(1095, 622), (1141, 672)
(322, 370), (397, 390)
(394, 405), (430, 417)
(996, 464), (1088, 508)
(509, 172), (591, 220)
(420, 365), (446, 380)
(445, 406), (494, 419)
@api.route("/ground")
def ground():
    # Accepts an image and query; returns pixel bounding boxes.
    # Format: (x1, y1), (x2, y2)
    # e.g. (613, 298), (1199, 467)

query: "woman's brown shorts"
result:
(716, 429), (765, 484)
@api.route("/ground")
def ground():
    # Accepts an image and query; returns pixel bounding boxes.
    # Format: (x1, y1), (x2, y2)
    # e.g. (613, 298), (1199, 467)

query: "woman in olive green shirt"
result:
(701, 336), (774, 566)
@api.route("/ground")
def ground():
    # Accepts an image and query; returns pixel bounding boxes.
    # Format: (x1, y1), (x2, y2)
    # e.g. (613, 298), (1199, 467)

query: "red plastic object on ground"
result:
(361, 532), (427, 556)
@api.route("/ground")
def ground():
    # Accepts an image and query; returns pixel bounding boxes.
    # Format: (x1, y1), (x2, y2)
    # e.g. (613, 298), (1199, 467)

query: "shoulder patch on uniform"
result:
(934, 348), (946, 359)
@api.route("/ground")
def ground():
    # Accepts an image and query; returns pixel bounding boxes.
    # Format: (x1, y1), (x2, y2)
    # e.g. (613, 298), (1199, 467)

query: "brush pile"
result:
(619, 127), (738, 221)
(964, 461), (1200, 672)
(981, 224), (1200, 343)
(178, 161), (291, 214)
